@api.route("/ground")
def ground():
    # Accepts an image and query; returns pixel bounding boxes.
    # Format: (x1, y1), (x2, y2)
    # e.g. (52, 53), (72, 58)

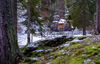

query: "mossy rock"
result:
(35, 36), (74, 47)
(41, 36), (67, 47)
(23, 47), (38, 53)
(22, 47), (39, 57)
(24, 50), (45, 57)
(78, 36), (86, 40)
(23, 52), (34, 57)
(34, 51), (45, 56)
(66, 37), (75, 41)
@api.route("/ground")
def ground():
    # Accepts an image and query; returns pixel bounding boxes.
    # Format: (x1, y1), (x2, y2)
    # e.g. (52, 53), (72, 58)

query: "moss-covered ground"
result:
(20, 36), (100, 64)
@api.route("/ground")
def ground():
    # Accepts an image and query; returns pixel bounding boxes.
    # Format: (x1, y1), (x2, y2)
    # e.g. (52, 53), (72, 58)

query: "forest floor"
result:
(20, 35), (100, 64)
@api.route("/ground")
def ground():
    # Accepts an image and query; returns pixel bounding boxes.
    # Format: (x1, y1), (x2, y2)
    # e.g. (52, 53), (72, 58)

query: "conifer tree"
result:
(19, 0), (41, 44)
(70, 0), (96, 35)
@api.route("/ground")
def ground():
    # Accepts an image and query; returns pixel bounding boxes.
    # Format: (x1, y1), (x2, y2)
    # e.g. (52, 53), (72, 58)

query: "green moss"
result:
(78, 45), (84, 48)
(78, 36), (86, 40)
(22, 47), (38, 57)
(97, 45), (100, 48)
(21, 58), (39, 64)
(22, 47), (38, 53)
(70, 42), (79, 45)
(21, 58), (31, 64)
(40, 36), (68, 47)
(29, 60), (39, 64)
(24, 59), (31, 62)
(33, 51), (45, 57)
(20, 36), (100, 64)
(66, 37), (75, 41)
(87, 49), (95, 54)
(95, 61), (100, 64)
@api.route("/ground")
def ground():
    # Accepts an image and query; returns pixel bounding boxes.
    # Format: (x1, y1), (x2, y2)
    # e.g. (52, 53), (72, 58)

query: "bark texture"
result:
(11, 0), (17, 38)
(97, 0), (100, 33)
(0, 0), (19, 64)
(83, 27), (86, 35)
(27, 0), (31, 44)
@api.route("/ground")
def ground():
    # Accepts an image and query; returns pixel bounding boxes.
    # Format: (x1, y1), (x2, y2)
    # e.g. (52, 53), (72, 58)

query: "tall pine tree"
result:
(70, 0), (96, 35)
(19, 0), (41, 44)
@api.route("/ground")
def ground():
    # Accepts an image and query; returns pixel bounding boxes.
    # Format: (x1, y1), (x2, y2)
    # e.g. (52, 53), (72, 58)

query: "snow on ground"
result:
(18, 33), (27, 45)
(18, 31), (92, 48)
(18, 33), (63, 46)
(18, 34), (45, 46)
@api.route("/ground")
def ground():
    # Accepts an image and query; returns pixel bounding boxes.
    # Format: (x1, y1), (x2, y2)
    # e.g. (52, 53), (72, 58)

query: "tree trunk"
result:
(83, 27), (86, 35)
(11, 0), (17, 38)
(94, 6), (99, 35)
(27, 0), (31, 44)
(31, 34), (33, 42)
(0, 0), (19, 64)
(97, 0), (100, 33)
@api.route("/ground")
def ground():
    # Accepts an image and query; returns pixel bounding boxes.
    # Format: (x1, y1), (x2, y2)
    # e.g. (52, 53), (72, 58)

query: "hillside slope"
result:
(21, 36), (100, 64)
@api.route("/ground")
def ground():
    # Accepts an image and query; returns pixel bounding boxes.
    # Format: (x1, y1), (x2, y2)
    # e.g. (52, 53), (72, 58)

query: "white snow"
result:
(46, 63), (50, 64)
(45, 49), (52, 52)
(73, 27), (80, 35)
(59, 19), (66, 22)
(92, 46), (95, 48)
(32, 58), (38, 60)
(33, 50), (44, 52)
(73, 35), (83, 37)
(53, 21), (59, 23)
(58, 19), (66, 24)
(18, 33), (27, 45)
(87, 59), (91, 62)
(71, 38), (80, 42)
(18, 34), (45, 46)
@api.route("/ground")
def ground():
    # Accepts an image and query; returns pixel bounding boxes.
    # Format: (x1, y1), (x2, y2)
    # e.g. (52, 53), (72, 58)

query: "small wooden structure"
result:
(51, 15), (72, 32)
(58, 19), (66, 32)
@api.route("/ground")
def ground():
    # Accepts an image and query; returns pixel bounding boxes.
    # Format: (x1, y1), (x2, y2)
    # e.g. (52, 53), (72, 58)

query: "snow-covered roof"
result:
(58, 21), (64, 24)
(58, 19), (66, 24)
(59, 19), (66, 22)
